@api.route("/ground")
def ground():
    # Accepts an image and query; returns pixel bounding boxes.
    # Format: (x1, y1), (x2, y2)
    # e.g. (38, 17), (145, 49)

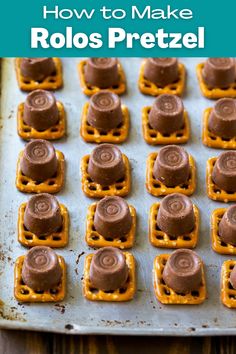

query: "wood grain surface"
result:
(0, 332), (234, 354)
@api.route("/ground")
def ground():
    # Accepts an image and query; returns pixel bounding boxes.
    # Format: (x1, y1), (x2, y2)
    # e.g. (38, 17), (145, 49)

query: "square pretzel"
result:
(153, 254), (206, 305)
(206, 157), (236, 202)
(149, 203), (199, 249)
(142, 106), (190, 145)
(17, 101), (66, 141)
(138, 61), (186, 97)
(83, 252), (135, 301)
(81, 154), (131, 198)
(85, 203), (136, 249)
(15, 58), (63, 91)
(18, 203), (69, 248)
(146, 152), (196, 197)
(14, 255), (66, 302)
(78, 60), (126, 96)
(16, 150), (65, 194)
(80, 102), (129, 144)
(221, 260), (236, 308)
(211, 208), (236, 255)
(196, 63), (236, 99)
(202, 107), (236, 149)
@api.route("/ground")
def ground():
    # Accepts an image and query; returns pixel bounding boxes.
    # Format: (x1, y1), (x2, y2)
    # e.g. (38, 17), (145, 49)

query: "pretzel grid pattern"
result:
(202, 107), (236, 149)
(14, 255), (66, 302)
(81, 154), (131, 198)
(153, 254), (206, 305)
(15, 58), (63, 91)
(149, 203), (199, 248)
(211, 208), (236, 255)
(142, 107), (190, 145)
(80, 102), (129, 144)
(83, 252), (135, 301)
(221, 260), (236, 308)
(16, 150), (65, 194)
(196, 63), (236, 99)
(18, 203), (69, 248)
(138, 62), (186, 97)
(85, 203), (136, 249)
(206, 157), (236, 202)
(146, 152), (196, 197)
(17, 101), (66, 140)
(78, 60), (126, 96)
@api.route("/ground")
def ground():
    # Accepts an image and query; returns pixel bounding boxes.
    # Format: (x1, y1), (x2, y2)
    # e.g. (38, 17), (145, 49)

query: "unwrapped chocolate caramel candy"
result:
(219, 205), (236, 246)
(230, 264), (236, 289)
(88, 144), (125, 186)
(20, 139), (58, 182)
(24, 193), (62, 236)
(94, 196), (132, 239)
(23, 90), (59, 131)
(22, 246), (62, 291)
(143, 58), (179, 87)
(157, 193), (195, 236)
(153, 145), (190, 187)
(208, 98), (236, 139)
(84, 58), (119, 89)
(202, 58), (236, 88)
(89, 247), (129, 291)
(20, 58), (56, 81)
(212, 151), (236, 192)
(87, 91), (123, 131)
(163, 249), (202, 294)
(149, 94), (184, 134)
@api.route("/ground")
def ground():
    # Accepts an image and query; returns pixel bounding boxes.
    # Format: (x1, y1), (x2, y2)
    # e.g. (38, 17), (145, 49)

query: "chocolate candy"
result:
(89, 247), (129, 291)
(157, 193), (195, 236)
(22, 246), (62, 291)
(153, 145), (190, 187)
(94, 196), (132, 239)
(202, 58), (236, 88)
(24, 193), (62, 236)
(20, 58), (56, 81)
(149, 94), (184, 134)
(208, 98), (236, 139)
(84, 58), (119, 89)
(230, 265), (236, 289)
(20, 139), (58, 182)
(219, 205), (236, 246)
(212, 151), (236, 192)
(88, 144), (125, 186)
(87, 91), (123, 131)
(143, 58), (179, 87)
(163, 249), (202, 294)
(23, 90), (59, 131)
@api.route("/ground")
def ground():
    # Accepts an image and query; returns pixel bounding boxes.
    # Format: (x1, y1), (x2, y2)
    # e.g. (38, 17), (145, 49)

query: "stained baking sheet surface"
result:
(0, 58), (235, 336)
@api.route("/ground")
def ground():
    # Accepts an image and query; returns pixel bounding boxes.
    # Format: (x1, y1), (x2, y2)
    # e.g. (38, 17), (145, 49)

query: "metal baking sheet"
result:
(0, 57), (236, 336)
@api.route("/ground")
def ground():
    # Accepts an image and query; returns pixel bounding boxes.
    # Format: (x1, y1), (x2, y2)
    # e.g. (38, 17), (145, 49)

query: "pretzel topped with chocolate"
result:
(23, 90), (59, 131)
(163, 249), (202, 294)
(87, 91), (123, 131)
(212, 151), (236, 192)
(85, 58), (120, 89)
(89, 247), (129, 291)
(202, 58), (236, 89)
(149, 94), (184, 134)
(218, 205), (236, 246)
(20, 139), (58, 182)
(88, 144), (125, 186)
(208, 98), (236, 139)
(20, 58), (56, 81)
(153, 145), (190, 187)
(24, 193), (62, 237)
(144, 58), (179, 87)
(22, 246), (62, 291)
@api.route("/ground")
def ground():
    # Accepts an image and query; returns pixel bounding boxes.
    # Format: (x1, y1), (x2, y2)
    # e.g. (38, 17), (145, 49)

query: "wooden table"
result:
(0, 331), (233, 354)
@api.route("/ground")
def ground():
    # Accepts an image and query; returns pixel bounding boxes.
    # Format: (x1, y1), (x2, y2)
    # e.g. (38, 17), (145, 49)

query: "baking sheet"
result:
(0, 58), (236, 336)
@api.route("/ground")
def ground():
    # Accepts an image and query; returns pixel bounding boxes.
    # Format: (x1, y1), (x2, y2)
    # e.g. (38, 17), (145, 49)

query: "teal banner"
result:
(0, 0), (235, 56)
